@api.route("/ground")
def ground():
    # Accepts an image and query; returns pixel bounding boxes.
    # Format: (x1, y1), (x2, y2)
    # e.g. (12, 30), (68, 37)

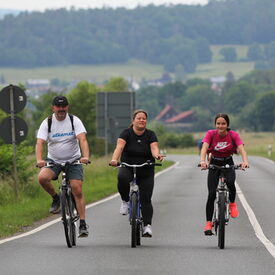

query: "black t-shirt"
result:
(119, 128), (158, 165)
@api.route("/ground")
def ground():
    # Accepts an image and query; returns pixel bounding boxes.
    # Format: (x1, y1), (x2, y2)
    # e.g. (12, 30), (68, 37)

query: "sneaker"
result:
(204, 221), (213, 236)
(49, 195), (60, 214)
(142, 224), (152, 238)
(229, 202), (239, 218)
(78, 223), (89, 238)
(119, 201), (129, 215)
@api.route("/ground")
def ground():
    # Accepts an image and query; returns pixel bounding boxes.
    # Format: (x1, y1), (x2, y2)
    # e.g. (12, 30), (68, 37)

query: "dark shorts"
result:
(46, 159), (83, 181)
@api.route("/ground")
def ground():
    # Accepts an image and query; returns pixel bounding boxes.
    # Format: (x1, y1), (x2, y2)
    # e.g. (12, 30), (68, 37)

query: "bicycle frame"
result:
(43, 160), (83, 248)
(208, 164), (242, 249)
(117, 161), (161, 248)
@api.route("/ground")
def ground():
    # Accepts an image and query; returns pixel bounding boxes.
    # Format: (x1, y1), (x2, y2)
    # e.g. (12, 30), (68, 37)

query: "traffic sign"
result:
(0, 116), (28, 144)
(0, 85), (27, 114)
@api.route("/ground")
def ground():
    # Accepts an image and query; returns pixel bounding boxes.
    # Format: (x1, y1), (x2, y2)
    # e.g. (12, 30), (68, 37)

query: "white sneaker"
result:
(119, 201), (129, 215)
(142, 224), (152, 237)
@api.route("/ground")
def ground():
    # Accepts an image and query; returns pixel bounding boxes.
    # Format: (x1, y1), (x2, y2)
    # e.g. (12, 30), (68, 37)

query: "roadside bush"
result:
(0, 143), (35, 184)
(160, 133), (196, 148)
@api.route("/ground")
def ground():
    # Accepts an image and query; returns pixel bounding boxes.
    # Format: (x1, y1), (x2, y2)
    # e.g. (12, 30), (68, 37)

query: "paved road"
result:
(1, 155), (275, 275)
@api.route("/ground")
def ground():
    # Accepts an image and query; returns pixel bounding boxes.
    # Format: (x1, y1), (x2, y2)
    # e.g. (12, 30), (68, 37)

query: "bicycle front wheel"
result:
(218, 192), (226, 249)
(131, 192), (138, 248)
(61, 190), (74, 248)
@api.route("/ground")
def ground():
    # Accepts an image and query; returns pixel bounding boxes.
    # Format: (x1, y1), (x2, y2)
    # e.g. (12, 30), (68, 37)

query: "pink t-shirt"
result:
(202, 130), (243, 157)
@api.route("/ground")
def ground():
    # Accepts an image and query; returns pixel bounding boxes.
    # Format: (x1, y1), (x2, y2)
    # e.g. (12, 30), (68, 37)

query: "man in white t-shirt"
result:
(36, 95), (90, 237)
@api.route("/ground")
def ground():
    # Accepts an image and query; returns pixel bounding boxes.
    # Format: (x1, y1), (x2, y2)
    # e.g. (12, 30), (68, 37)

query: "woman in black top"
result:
(110, 109), (164, 237)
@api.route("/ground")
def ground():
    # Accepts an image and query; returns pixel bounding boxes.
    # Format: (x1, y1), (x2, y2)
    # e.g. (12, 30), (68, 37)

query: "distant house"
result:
(155, 104), (178, 122)
(155, 104), (196, 131)
(210, 76), (226, 92)
(26, 79), (50, 91)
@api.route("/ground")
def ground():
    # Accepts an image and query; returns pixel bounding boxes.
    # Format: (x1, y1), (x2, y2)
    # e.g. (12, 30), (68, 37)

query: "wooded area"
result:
(0, 0), (275, 72)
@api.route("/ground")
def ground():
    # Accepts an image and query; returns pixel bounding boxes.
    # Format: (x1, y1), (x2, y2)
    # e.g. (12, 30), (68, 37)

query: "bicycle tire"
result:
(218, 192), (226, 249)
(71, 195), (77, 246)
(136, 213), (141, 246)
(61, 190), (74, 248)
(131, 192), (138, 248)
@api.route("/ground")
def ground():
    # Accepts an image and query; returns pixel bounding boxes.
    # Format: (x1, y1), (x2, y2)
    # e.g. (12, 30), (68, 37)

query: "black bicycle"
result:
(206, 164), (243, 249)
(40, 160), (88, 248)
(114, 161), (161, 248)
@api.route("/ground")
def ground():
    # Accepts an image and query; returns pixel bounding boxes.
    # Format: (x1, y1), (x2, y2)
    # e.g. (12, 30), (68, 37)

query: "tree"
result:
(219, 47), (237, 62)
(224, 82), (258, 113)
(103, 77), (129, 91)
(67, 81), (98, 143)
(247, 43), (263, 61)
(254, 92), (275, 131)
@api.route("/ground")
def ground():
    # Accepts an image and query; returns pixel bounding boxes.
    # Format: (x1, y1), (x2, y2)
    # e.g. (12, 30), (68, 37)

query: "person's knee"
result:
(71, 183), (83, 199)
(38, 173), (51, 185)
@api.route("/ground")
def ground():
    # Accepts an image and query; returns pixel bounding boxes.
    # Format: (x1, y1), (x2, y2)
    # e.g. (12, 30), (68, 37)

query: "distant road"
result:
(1, 155), (275, 275)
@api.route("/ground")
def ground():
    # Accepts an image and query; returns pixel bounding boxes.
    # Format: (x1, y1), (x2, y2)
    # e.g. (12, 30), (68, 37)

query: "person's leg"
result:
(206, 169), (219, 222)
(38, 167), (61, 213)
(117, 167), (133, 202)
(226, 169), (236, 203)
(70, 180), (85, 219)
(226, 168), (238, 218)
(68, 164), (88, 237)
(38, 168), (57, 196)
(139, 175), (154, 226)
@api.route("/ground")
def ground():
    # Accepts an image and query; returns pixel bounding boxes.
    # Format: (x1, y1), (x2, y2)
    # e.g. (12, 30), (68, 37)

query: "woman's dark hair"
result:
(130, 109), (148, 127)
(132, 109), (148, 120)
(215, 113), (231, 131)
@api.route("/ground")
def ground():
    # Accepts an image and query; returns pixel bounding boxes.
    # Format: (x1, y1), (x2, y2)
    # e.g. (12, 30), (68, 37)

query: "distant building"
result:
(155, 104), (196, 131)
(210, 76), (226, 92)
(26, 79), (50, 91)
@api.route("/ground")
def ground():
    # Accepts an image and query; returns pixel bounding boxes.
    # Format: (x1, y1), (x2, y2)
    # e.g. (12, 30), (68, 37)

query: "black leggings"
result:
(206, 158), (236, 221)
(117, 167), (154, 225)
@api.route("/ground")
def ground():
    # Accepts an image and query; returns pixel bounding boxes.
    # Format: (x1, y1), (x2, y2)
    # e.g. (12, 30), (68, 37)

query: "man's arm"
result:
(77, 133), (90, 163)
(36, 138), (46, 168)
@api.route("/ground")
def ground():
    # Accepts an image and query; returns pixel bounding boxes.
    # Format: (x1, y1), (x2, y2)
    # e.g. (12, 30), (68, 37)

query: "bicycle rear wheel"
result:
(131, 192), (138, 248)
(218, 192), (226, 249)
(61, 190), (74, 248)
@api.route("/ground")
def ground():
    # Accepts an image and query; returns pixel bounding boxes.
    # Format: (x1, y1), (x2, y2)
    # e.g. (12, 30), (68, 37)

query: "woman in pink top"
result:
(199, 113), (249, 235)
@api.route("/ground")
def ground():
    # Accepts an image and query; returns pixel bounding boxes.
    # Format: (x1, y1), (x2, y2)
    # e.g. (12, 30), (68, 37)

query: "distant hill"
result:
(0, 9), (21, 19)
(0, 0), (274, 71)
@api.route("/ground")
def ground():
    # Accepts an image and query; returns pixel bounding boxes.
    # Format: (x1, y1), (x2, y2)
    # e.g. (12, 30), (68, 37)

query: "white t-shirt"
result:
(37, 113), (87, 163)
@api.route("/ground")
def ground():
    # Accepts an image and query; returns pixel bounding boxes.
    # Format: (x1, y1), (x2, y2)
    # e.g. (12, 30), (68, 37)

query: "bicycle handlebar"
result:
(198, 163), (244, 170)
(111, 161), (162, 168)
(36, 159), (91, 168)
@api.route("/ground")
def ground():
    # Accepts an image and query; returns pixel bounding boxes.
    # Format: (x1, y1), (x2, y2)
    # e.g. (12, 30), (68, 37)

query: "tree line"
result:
(0, 0), (275, 72)
(137, 68), (275, 132)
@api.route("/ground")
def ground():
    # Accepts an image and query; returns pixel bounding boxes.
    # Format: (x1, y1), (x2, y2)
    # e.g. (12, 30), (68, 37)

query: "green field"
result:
(0, 45), (255, 85)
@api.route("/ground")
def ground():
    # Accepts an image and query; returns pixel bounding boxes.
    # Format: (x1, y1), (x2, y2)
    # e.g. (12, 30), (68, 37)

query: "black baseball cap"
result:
(52, 96), (69, 106)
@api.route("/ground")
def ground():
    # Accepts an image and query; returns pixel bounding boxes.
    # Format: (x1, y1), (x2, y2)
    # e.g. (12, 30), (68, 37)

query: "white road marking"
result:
(0, 162), (179, 245)
(236, 181), (275, 258)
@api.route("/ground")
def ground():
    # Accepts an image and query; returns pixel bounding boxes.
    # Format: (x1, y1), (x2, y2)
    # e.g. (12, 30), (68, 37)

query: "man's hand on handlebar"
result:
(36, 160), (46, 168)
(80, 157), (91, 164)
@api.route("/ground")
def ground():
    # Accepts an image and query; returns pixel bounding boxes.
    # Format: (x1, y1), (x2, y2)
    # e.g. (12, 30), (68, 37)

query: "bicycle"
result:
(39, 159), (89, 248)
(113, 161), (161, 248)
(201, 164), (243, 249)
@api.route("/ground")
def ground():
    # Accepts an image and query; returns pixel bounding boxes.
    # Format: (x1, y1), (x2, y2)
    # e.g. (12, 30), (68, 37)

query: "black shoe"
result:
(78, 223), (89, 238)
(49, 195), (60, 214)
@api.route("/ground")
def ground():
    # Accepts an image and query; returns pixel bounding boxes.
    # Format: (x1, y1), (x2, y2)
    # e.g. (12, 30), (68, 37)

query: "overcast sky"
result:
(0, 0), (208, 11)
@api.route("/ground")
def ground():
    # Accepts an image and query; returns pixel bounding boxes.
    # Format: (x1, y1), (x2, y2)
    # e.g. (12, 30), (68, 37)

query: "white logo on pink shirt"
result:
(214, 142), (231, 151)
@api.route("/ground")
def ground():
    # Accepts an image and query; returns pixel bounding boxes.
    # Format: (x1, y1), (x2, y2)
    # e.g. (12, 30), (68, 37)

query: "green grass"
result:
(1, 59), (164, 85)
(1, 45), (255, 85)
(0, 156), (173, 238)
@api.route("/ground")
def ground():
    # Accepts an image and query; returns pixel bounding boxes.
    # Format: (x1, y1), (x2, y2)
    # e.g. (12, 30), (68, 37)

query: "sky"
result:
(0, 0), (208, 12)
